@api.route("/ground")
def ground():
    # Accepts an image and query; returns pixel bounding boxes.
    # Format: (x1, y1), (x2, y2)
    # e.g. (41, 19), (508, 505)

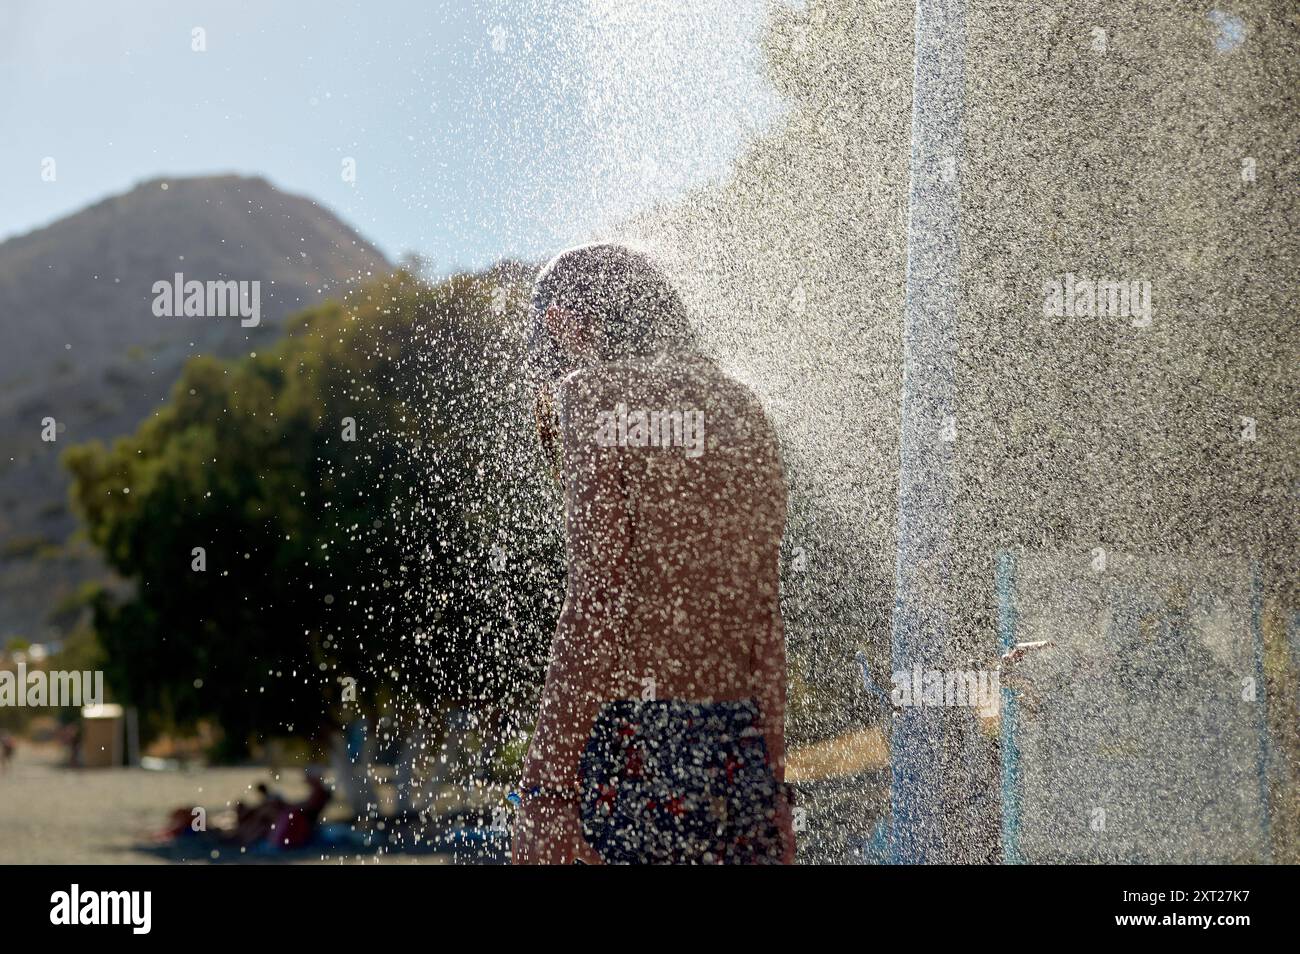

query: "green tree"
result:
(65, 268), (562, 759)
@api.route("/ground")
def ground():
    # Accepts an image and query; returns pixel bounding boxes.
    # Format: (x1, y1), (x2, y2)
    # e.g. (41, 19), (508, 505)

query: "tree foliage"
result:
(65, 269), (563, 758)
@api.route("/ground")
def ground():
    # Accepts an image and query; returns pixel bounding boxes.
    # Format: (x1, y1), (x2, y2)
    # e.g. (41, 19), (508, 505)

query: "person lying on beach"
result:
(157, 769), (330, 850)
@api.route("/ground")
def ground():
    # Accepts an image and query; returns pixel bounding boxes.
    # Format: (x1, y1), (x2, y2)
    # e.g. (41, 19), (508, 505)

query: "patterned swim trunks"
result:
(578, 698), (785, 864)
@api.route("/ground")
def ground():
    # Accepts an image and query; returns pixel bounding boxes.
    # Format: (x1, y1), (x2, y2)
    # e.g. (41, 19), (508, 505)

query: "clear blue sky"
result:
(0, 0), (781, 273)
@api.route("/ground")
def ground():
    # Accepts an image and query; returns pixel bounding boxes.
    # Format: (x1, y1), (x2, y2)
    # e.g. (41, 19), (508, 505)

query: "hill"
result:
(0, 174), (391, 644)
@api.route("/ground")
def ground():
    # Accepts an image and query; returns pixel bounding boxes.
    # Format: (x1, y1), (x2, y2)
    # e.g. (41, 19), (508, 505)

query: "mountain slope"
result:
(0, 174), (392, 643)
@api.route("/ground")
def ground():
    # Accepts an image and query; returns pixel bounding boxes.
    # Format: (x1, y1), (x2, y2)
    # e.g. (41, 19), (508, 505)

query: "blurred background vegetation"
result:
(59, 267), (564, 761)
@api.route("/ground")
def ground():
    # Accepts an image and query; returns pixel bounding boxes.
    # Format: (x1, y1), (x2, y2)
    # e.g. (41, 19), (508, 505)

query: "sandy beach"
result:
(0, 743), (396, 865)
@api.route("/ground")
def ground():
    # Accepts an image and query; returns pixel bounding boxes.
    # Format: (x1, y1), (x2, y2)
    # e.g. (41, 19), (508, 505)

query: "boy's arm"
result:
(519, 370), (631, 791)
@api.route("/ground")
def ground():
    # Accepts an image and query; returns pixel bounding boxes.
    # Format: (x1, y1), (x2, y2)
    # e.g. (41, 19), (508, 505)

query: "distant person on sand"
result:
(0, 731), (14, 773)
(514, 244), (793, 864)
(63, 722), (82, 768)
(157, 768), (330, 850)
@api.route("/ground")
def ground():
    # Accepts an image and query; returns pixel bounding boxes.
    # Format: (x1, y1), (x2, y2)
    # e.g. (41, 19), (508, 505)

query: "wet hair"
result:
(527, 243), (697, 384)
